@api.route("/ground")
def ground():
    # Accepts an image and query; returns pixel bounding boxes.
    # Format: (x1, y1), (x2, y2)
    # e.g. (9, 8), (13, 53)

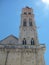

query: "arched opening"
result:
(22, 38), (26, 45)
(23, 19), (27, 26)
(24, 12), (27, 15)
(28, 12), (31, 15)
(29, 18), (32, 26)
(31, 38), (35, 45)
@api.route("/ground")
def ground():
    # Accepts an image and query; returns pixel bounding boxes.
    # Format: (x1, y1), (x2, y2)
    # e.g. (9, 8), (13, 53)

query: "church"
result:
(0, 7), (46, 65)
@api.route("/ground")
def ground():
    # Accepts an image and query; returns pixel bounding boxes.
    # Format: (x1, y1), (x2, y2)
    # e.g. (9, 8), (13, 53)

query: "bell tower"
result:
(19, 7), (46, 65)
(19, 7), (39, 45)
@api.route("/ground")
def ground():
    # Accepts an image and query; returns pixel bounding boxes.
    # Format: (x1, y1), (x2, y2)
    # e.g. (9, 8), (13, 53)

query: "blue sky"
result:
(0, 0), (49, 65)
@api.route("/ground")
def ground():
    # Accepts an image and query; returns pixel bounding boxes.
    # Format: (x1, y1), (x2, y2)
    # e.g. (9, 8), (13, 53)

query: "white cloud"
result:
(35, 0), (49, 16)
(41, 0), (49, 15)
(41, 0), (49, 5)
(35, 0), (49, 8)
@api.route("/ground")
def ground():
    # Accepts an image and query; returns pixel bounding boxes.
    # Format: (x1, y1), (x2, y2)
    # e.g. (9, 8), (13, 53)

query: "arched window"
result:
(22, 38), (26, 45)
(28, 12), (31, 15)
(24, 12), (27, 15)
(29, 18), (32, 26)
(31, 38), (35, 45)
(23, 19), (27, 26)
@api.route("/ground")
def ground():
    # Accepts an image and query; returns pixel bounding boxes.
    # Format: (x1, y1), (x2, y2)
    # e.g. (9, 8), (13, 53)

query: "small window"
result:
(29, 18), (32, 26)
(23, 19), (27, 26)
(31, 38), (35, 45)
(22, 38), (26, 45)
(24, 12), (27, 15)
(29, 22), (32, 26)
(28, 12), (31, 15)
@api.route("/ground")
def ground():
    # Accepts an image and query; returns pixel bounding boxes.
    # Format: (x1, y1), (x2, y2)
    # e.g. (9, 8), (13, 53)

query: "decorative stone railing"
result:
(0, 44), (45, 49)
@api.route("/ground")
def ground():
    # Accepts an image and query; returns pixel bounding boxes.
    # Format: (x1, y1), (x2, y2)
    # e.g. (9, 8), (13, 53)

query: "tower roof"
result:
(26, 6), (31, 9)
(22, 6), (32, 10)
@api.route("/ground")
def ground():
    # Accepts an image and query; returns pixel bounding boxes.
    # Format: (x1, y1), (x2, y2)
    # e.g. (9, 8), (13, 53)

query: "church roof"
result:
(0, 34), (18, 45)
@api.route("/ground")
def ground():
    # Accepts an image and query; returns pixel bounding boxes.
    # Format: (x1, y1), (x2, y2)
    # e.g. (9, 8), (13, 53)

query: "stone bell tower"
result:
(19, 6), (46, 65)
(19, 6), (39, 45)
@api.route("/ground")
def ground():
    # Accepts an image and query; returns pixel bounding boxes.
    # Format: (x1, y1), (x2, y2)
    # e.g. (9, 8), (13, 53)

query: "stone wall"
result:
(0, 47), (45, 65)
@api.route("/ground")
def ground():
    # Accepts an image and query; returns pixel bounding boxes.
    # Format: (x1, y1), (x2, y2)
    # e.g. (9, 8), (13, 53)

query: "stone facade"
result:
(0, 7), (46, 65)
